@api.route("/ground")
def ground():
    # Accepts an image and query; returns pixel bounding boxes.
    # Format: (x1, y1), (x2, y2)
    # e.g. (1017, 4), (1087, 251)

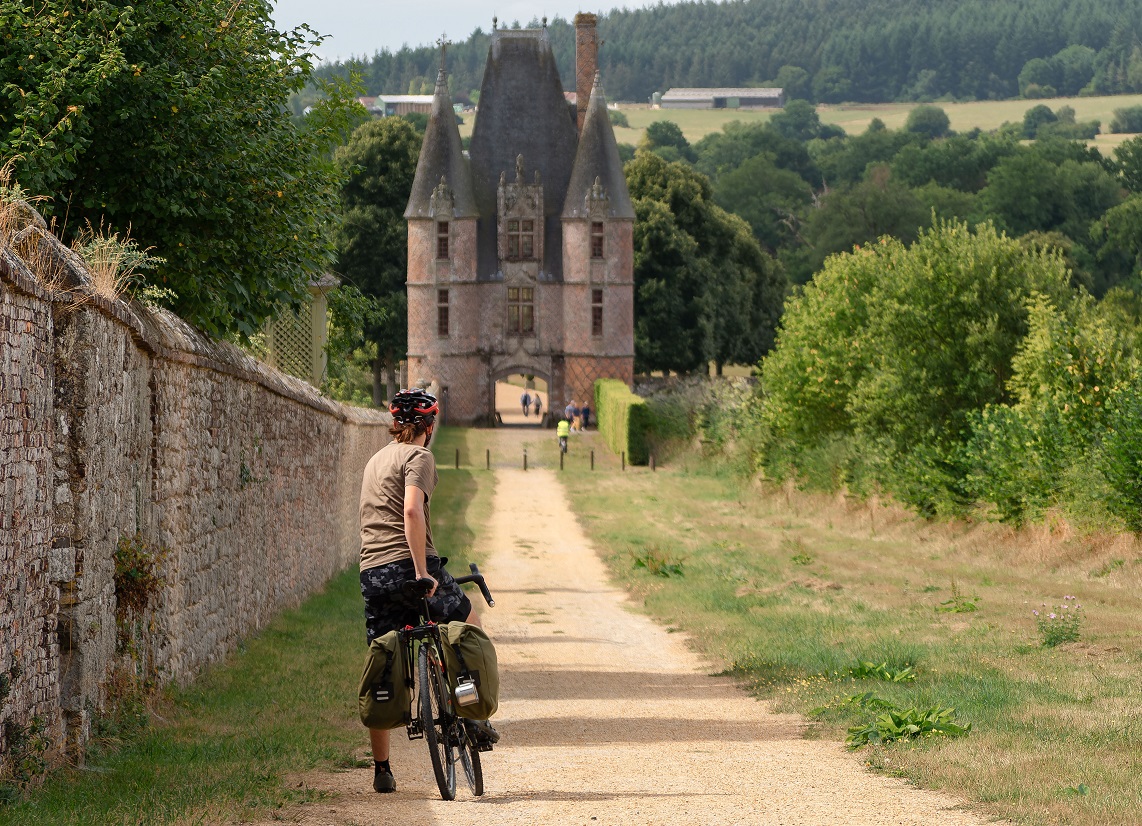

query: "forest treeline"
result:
(314, 0), (1142, 103)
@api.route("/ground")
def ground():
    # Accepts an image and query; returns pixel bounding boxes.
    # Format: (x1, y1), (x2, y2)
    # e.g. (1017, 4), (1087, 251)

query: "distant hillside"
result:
(315, 0), (1142, 104)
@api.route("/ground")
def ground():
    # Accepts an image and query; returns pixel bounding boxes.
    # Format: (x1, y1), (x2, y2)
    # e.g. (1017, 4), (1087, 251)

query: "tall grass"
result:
(0, 428), (493, 824)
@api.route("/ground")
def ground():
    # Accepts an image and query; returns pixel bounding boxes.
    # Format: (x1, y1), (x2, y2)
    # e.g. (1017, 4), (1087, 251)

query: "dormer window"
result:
(590, 221), (605, 259)
(506, 219), (535, 260)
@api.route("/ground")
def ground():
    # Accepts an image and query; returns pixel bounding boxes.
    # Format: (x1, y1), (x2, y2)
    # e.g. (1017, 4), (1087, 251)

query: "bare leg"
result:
(465, 608), (482, 627)
(369, 727), (390, 762)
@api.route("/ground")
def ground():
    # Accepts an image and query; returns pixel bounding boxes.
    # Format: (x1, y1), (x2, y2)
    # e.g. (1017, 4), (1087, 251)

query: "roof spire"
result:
(436, 33), (450, 73)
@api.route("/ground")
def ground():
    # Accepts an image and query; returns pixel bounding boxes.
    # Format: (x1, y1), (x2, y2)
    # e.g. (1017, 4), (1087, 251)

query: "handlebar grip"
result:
(468, 563), (495, 607)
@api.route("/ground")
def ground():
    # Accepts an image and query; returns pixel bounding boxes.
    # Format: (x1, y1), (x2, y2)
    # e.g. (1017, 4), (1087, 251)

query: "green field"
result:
(606, 94), (1142, 149)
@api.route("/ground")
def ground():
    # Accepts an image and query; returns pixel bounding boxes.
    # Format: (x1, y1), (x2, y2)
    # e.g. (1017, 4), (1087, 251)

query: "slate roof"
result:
(468, 29), (579, 280)
(562, 75), (635, 221)
(404, 70), (478, 220)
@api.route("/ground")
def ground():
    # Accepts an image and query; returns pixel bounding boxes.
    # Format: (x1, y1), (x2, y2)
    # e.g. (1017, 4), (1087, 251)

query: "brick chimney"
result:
(574, 12), (598, 133)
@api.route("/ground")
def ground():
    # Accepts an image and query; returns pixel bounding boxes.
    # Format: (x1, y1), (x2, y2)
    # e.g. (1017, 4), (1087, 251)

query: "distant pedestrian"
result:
(564, 400), (575, 421)
(570, 402), (582, 432)
(581, 402), (590, 429)
(521, 390), (532, 417)
(533, 394), (542, 418)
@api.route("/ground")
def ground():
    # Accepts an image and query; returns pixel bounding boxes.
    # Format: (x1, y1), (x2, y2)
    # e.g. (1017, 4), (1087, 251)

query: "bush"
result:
(595, 379), (653, 465)
(1109, 106), (1142, 134)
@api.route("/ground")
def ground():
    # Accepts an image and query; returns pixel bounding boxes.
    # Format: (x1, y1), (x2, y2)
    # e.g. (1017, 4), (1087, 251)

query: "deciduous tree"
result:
(2, 0), (360, 338)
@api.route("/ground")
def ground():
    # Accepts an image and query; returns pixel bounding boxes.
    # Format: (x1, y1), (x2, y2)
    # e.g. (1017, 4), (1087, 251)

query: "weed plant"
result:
(1033, 596), (1083, 647)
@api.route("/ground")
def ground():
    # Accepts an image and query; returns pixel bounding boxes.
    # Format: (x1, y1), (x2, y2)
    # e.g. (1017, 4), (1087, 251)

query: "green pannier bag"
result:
(439, 622), (499, 720)
(358, 630), (411, 730)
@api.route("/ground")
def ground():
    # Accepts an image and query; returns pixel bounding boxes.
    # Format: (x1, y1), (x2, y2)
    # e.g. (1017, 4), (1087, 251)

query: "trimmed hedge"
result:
(595, 379), (652, 465)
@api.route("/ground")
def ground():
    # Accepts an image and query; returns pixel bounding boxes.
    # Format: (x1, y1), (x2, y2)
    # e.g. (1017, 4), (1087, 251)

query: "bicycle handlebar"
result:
(453, 563), (495, 608)
(402, 563), (495, 608)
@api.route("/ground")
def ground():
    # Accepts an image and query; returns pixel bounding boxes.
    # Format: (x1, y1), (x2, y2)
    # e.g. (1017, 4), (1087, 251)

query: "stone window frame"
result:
(591, 288), (603, 337)
(506, 285), (535, 336)
(437, 288), (450, 337)
(590, 221), (605, 259)
(436, 221), (450, 260)
(505, 218), (536, 261)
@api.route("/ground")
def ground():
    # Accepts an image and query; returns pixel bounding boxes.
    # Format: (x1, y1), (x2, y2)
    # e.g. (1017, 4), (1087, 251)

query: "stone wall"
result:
(0, 214), (390, 769)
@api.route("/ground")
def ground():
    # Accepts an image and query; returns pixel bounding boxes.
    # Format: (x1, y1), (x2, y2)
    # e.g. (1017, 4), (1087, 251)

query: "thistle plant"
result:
(1033, 595), (1083, 647)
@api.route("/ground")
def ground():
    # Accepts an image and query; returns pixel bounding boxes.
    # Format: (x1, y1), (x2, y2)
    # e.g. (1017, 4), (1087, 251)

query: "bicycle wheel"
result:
(418, 643), (457, 800)
(458, 720), (484, 796)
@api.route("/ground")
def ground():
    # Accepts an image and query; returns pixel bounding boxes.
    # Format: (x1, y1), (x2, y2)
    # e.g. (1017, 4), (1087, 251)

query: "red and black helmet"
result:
(389, 388), (439, 425)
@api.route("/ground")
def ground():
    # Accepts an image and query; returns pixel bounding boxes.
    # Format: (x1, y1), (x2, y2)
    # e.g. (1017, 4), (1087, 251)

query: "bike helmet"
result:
(389, 388), (439, 425)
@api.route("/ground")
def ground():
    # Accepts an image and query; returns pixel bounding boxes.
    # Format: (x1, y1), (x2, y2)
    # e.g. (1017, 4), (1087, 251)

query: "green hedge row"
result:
(594, 379), (652, 465)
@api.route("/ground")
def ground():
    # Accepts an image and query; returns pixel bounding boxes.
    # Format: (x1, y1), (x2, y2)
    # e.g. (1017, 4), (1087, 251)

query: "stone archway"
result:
(490, 362), (554, 427)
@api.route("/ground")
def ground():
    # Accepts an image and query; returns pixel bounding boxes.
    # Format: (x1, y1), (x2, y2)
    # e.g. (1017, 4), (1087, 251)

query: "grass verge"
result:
(0, 428), (494, 824)
(557, 439), (1142, 826)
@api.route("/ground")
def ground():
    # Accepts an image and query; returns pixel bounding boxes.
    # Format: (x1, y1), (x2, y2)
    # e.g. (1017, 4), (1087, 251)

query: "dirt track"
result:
(270, 467), (1000, 826)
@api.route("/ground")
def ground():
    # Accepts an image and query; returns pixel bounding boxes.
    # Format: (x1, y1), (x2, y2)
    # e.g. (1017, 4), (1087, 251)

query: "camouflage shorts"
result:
(360, 556), (472, 644)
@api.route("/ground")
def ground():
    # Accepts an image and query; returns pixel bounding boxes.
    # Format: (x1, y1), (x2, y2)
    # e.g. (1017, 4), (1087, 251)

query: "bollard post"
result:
(523, 450), (528, 471)
(455, 448), (459, 470)
(486, 448), (490, 470)
(560, 451), (564, 471)
(651, 454), (656, 472)
(590, 449), (594, 471)
(621, 451), (625, 471)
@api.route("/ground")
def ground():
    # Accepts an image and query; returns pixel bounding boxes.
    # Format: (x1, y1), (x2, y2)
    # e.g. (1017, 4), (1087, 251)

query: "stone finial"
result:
(492, 15), (497, 30)
(430, 177), (454, 215)
(534, 169), (542, 185)
(515, 153), (525, 182)
(499, 170), (507, 188)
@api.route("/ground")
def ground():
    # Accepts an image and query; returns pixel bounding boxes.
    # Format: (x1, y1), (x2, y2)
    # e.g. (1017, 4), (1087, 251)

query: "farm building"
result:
(357, 95), (435, 116)
(659, 87), (784, 110)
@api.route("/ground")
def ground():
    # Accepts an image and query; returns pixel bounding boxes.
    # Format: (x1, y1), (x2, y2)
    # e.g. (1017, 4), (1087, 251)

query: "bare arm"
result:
(404, 484), (437, 596)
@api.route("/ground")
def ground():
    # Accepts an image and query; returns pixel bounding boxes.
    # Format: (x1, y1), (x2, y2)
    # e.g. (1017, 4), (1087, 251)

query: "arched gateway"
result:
(404, 14), (635, 425)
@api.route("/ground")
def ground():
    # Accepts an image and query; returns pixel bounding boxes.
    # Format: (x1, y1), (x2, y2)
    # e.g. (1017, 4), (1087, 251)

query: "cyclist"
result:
(556, 416), (570, 453)
(358, 388), (480, 794)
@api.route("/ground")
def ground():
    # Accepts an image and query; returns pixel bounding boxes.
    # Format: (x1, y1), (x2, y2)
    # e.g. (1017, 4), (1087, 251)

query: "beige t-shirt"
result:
(359, 441), (439, 571)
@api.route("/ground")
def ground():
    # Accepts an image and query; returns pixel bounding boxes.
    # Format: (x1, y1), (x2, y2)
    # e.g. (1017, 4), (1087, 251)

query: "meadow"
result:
(598, 94), (1142, 150)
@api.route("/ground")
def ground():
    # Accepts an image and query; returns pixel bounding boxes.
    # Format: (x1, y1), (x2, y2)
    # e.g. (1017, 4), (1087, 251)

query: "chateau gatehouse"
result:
(404, 14), (635, 424)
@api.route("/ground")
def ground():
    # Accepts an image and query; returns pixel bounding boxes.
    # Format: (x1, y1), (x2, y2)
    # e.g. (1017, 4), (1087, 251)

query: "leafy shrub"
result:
(1110, 105), (1142, 134)
(1099, 386), (1142, 531)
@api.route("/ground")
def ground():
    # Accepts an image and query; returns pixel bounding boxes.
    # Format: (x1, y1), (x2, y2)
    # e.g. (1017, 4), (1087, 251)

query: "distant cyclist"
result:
(557, 416), (570, 453)
(358, 389), (481, 794)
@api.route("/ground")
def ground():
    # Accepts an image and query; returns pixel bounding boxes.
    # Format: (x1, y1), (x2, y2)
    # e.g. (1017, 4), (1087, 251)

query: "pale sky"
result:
(271, 1), (675, 62)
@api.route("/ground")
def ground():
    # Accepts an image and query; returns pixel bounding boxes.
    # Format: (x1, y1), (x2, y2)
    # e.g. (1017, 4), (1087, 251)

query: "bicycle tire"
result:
(458, 720), (484, 796)
(418, 643), (457, 800)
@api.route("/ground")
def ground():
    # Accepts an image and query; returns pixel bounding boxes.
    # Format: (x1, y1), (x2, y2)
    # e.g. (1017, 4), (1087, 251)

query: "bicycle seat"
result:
(402, 577), (435, 598)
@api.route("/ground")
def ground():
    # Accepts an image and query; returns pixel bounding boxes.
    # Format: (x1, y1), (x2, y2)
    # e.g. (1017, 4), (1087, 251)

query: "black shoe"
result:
(373, 766), (396, 793)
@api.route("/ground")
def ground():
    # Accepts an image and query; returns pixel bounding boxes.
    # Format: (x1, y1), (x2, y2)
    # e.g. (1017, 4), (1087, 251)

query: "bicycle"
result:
(399, 562), (496, 800)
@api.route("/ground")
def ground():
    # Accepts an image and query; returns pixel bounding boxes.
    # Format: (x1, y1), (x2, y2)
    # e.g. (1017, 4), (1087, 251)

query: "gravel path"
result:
(270, 467), (1000, 826)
